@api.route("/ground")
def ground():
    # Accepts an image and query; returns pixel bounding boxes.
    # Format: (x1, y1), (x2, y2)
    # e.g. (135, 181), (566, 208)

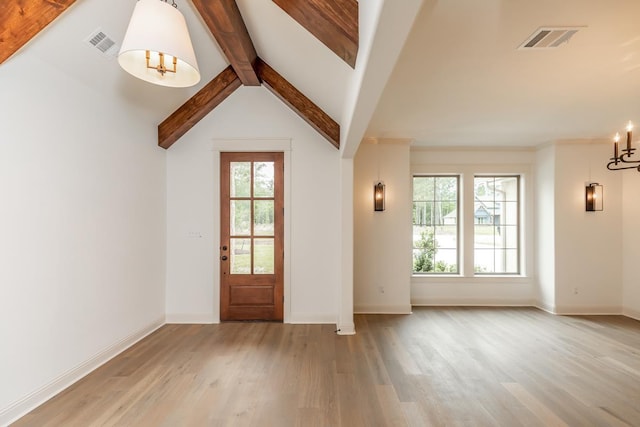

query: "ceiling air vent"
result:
(84, 28), (119, 59)
(518, 27), (584, 50)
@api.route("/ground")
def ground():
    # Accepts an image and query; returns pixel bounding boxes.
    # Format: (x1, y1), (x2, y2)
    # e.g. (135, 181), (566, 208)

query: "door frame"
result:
(212, 138), (292, 323)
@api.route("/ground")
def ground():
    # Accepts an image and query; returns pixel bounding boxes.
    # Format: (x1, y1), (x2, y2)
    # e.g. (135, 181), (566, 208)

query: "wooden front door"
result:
(220, 152), (284, 321)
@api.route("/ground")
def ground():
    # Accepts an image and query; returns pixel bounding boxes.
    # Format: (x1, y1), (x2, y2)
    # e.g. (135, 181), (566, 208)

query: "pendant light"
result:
(118, 0), (200, 88)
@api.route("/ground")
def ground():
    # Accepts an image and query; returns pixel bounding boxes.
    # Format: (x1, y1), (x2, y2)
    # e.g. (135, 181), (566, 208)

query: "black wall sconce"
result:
(585, 183), (603, 211)
(374, 182), (385, 211)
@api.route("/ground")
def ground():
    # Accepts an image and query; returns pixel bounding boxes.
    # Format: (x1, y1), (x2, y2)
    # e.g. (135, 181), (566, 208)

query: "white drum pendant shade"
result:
(118, 0), (200, 88)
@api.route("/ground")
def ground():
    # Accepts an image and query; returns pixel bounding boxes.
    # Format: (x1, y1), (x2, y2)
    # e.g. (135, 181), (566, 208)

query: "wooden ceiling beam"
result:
(272, 0), (358, 68)
(191, 0), (260, 86)
(256, 58), (339, 149)
(0, 0), (76, 65)
(158, 66), (241, 149)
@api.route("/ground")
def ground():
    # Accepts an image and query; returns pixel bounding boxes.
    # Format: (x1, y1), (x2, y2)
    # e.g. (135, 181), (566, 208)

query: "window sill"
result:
(411, 274), (530, 283)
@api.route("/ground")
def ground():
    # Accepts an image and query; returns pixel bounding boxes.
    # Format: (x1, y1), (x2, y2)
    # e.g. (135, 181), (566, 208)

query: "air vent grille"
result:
(84, 28), (119, 59)
(518, 27), (584, 50)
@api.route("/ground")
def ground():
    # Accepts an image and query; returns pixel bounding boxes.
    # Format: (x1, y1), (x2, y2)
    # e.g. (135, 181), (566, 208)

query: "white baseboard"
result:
(354, 304), (412, 314)
(165, 313), (218, 324)
(553, 306), (622, 315)
(0, 317), (165, 427)
(534, 300), (556, 314)
(411, 298), (534, 307)
(288, 312), (337, 324)
(336, 322), (356, 335)
(622, 307), (640, 321)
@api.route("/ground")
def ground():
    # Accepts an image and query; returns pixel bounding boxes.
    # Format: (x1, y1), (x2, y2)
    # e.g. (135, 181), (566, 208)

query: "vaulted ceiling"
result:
(4, 0), (638, 150)
(0, 0), (356, 150)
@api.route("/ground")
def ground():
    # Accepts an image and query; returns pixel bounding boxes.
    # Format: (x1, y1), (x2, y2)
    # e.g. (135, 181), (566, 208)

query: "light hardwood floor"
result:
(14, 307), (640, 426)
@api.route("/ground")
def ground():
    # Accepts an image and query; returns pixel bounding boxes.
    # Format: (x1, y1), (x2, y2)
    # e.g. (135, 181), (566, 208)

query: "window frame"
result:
(412, 175), (461, 275)
(473, 174), (521, 275)
(410, 163), (530, 281)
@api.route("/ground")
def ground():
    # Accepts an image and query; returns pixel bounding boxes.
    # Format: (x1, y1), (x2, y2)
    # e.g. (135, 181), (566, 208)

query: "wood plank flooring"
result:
(13, 307), (640, 426)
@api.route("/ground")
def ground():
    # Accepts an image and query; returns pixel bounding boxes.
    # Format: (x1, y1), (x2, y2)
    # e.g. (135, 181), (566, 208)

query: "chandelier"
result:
(608, 121), (640, 171)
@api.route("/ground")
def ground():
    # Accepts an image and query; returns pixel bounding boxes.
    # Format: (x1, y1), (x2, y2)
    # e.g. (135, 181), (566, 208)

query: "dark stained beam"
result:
(256, 58), (339, 149)
(191, 0), (260, 86)
(158, 66), (241, 149)
(272, 0), (358, 68)
(0, 0), (76, 65)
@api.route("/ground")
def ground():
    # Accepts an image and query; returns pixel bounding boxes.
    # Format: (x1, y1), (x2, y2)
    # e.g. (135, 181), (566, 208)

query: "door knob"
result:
(221, 255), (228, 261)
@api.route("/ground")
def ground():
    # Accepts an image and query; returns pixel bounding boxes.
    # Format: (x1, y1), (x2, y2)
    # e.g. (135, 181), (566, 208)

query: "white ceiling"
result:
(366, 0), (640, 147)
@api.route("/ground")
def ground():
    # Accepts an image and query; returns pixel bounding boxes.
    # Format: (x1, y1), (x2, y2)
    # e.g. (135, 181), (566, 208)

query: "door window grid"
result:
(229, 161), (275, 275)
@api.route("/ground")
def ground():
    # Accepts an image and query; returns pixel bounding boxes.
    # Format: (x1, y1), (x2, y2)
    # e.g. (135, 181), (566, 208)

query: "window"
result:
(412, 176), (459, 274)
(411, 173), (523, 276)
(474, 176), (520, 274)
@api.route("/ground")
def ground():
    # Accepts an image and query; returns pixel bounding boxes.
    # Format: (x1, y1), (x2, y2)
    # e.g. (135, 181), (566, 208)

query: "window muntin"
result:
(412, 176), (459, 274)
(229, 161), (276, 275)
(473, 176), (520, 274)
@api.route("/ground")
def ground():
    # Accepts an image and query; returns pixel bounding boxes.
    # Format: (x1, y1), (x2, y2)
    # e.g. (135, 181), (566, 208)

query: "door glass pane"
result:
(254, 162), (274, 198)
(254, 238), (274, 274)
(254, 200), (274, 236)
(230, 200), (251, 236)
(231, 238), (251, 274)
(230, 162), (251, 197)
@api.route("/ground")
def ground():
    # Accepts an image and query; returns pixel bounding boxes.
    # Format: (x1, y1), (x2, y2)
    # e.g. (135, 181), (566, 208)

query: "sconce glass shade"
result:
(374, 182), (385, 211)
(118, 0), (200, 88)
(585, 183), (603, 211)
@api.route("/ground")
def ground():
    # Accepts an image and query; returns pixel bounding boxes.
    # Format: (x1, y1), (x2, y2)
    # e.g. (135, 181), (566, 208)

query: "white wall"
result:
(622, 171), (640, 319)
(0, 56), (166, 422)
(553, 142), (623, 314)
(165, 86), (341, 324)
(409, 148), (535, 305)
(341, 0), (424, 157)
(354, 140), (411, 313)
(535, 144), (556, 311)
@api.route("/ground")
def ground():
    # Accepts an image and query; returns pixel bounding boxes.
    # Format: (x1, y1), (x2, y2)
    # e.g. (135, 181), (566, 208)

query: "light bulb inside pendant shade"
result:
(118, 0), (200, 88)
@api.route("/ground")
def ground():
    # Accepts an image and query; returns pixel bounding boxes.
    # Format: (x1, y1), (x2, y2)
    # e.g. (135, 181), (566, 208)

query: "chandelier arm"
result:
(607, 161), (640, 171)
(619, 153), (640, 164)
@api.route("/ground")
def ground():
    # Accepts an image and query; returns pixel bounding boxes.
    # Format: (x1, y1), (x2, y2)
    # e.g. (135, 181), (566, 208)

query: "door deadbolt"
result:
(221, 255), (228, 261)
